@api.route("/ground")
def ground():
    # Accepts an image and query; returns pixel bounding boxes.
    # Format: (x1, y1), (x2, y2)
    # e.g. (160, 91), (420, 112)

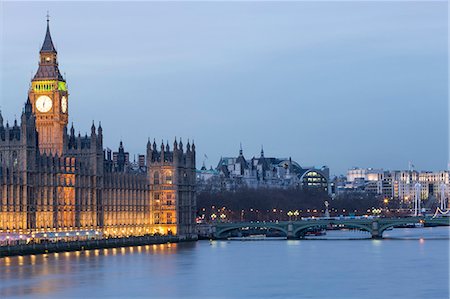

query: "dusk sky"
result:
(1, 1), (448, 175)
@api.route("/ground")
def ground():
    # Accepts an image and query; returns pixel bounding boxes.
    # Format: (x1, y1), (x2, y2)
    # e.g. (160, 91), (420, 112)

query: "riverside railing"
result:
(0, 235), (180, 257)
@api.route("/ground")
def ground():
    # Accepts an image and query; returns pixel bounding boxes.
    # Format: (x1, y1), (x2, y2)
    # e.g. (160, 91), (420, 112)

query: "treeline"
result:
(197, 188), (384, 222)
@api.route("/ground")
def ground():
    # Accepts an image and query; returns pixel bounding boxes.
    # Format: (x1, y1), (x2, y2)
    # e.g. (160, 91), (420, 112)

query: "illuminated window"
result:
(302, 171), (328, 191)
(165, 171), (173, 184)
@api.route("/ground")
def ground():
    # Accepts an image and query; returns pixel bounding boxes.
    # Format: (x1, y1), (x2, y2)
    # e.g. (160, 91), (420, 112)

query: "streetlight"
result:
(293, 210), (299, 221)
(211, 213), (217, 222)
(287, 211), (293, 221)
(372, 208), (381, 215)
(220, 213), (226, 222)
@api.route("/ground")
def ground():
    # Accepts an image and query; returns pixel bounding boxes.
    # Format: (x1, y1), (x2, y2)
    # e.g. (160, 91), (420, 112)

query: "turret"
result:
(98, 122), (103, 137)
(97, 122), (103, 149)
(116, 141), (126, 172)
(147, 138), (151, 150)
(67, 123), (75, 149)
(91, 121), (96, 136)
(90, 121), (97, 151)
(185, 140), (192, 168)
(166, 141), (170, 153)
(77, 132), (82, 149)
(24, 97), (32, 118)
(173, 137), (179, 165)
(191, 140), (196, 167)
(160, 140), (165, 162)
(21, 108), (27, 125)
(9, 118), (20, 141)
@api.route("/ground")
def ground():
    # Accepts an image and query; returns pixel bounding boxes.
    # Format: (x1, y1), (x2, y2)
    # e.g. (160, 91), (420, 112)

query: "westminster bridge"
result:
(210, 216), (450, 239)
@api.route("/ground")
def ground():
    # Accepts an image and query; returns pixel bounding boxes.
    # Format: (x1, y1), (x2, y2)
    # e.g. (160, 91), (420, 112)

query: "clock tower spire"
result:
(29, 16), (68, 155)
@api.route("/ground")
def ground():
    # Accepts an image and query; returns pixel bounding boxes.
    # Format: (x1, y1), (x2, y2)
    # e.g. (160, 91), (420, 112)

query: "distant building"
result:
(197, 147), (329, 192)
(338, 167), (450, 206)
(347, 168), (384, 183)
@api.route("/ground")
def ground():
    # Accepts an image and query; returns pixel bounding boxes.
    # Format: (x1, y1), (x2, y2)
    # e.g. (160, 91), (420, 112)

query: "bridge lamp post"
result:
(211, 213), (217, 222)
(293, 210), (299, 221)
(383, 198), (389, 214)
(372, 208), (381, 216)
(287, 211), (293, 221)
(220, 213), (226, 222)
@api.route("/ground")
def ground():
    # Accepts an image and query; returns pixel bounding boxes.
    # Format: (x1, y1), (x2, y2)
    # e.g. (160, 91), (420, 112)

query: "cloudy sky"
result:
(0, 1), (448, 175)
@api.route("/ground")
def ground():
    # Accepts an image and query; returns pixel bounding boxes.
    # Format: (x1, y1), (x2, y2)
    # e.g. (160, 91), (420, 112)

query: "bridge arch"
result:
(293, 221), (373, 237)
(215, 224), (288, 238)
(377, 219), (423, 236)
(377, 217), (450, 236)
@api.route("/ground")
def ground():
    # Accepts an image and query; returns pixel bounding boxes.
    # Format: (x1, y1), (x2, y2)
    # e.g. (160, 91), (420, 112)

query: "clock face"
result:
(61, 96), (68, 113)
(36, 95), (53, 113)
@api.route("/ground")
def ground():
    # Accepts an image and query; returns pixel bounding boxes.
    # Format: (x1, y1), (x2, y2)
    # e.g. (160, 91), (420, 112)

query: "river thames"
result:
(1, 227), (448, 299)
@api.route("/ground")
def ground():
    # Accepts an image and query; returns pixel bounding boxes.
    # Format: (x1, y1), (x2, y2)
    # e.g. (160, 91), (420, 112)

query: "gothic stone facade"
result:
(0, 21), (196, 239)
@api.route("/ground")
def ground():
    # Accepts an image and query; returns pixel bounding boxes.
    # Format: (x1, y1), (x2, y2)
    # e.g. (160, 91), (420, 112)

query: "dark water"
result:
(0, 227), (448, 299)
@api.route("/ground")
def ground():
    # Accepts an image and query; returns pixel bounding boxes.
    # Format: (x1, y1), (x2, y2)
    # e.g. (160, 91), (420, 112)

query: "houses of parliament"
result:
(0, 20), (197, 239)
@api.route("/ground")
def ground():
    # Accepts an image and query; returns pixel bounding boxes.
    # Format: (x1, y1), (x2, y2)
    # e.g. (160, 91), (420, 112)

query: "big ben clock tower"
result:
(29, 17), (68, 155)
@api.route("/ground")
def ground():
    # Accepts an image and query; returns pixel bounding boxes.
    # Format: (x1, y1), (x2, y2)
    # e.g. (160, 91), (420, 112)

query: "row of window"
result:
(153, 192), (173, 200)
(34, 83), (54, 91)
(153, 171), (172, 184)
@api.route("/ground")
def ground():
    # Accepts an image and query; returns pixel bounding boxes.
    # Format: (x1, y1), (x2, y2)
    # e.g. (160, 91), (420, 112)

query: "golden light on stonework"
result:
(1, 19), (197, 239)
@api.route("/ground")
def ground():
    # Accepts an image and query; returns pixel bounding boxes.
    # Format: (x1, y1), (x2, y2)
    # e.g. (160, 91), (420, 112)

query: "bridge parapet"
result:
(211, 217), (449, 239)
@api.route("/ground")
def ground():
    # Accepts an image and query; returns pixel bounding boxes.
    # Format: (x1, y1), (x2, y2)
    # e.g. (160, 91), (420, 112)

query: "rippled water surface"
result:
(0, 227), (448, 299)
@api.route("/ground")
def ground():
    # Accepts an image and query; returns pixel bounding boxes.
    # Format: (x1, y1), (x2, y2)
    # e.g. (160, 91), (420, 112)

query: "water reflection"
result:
(0, 243), (180, 298)
(0, 229), (448, 299)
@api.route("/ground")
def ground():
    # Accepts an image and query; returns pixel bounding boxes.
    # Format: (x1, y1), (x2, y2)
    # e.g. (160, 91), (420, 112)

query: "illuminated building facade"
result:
(0, 20), (197, 239)
(341, 167), (449, 206)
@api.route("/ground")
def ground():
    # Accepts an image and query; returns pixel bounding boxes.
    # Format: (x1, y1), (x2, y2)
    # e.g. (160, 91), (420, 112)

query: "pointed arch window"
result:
(154, 171), (160, 185)
(165, 171), (173, 184)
